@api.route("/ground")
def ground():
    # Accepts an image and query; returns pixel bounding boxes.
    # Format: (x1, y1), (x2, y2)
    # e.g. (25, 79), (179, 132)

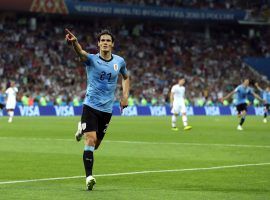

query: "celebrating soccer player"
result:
(65, 28), (130, 190)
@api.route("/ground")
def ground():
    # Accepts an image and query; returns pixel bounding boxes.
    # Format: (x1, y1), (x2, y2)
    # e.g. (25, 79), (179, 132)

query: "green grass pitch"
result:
(0, 116), (269, 200)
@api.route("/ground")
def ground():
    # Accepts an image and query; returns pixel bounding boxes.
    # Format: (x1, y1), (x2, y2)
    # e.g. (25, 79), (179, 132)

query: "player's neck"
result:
(99, 51), (112, 61)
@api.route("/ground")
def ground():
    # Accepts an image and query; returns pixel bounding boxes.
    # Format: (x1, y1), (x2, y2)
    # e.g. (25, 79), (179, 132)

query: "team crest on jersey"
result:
(113, 64), (118, 71)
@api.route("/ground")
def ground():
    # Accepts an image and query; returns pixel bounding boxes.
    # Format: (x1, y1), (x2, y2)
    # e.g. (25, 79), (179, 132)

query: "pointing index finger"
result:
(65, 28), (74, 36)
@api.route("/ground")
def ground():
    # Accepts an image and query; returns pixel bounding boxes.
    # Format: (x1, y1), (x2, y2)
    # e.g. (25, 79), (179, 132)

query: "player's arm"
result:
(65, 28), (88, 62)
(120, 74), (130, 109)
(251, 91), (264, 102)
(222, 90), (235, 101)
(170, 92), (174, 107)
(255, 82), (263, 92)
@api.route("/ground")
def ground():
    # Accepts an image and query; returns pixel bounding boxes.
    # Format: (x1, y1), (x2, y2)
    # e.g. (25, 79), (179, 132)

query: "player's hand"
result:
(65, 28), (77, 45)
(255, 82), (259, 87)
(120, 97), (128, 113)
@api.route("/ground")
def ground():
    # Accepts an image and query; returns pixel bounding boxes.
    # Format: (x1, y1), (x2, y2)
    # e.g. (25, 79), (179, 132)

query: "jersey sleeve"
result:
(120, 59), (128, 76)
(234, 85), (240, 93)
(171, 85), (175, 93)
(83, 53), (94, 67)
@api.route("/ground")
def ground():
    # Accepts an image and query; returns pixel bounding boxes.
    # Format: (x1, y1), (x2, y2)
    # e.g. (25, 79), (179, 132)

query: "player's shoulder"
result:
(87, 53), (98, 59)
(235, 84), (242, 90)
(171, 84), (178, 90)
(112, 54), (125, 63)
(5, 87), (11, 92)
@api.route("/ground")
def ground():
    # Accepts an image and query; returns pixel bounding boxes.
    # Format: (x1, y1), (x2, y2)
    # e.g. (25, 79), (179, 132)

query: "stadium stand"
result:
(0, 2), (269, 106)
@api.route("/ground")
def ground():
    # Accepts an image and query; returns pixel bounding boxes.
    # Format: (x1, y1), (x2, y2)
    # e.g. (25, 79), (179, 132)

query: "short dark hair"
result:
(249, 79), (255, 86)
(97, 29), (115, 43)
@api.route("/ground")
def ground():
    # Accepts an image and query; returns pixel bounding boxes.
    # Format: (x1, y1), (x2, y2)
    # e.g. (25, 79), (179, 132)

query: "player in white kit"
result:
(170, 77), (192, 131)
(5, 81), (18, 123)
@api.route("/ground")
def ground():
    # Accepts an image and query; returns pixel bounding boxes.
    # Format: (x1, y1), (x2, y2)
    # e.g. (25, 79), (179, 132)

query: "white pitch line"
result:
(0, 162), (270, 185)
(0, 136), (270, 148)
(104, 140), (270, 149)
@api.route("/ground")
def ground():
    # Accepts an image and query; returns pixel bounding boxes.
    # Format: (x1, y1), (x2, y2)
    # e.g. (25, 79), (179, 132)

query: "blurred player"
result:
(170, 77), (192, 131)
(5, 81), (18, 123)
(255, 83), (270, 123)
(0, 86), (5, 116)
(222, 79), (264, 130)
(65, 28), (129, 190)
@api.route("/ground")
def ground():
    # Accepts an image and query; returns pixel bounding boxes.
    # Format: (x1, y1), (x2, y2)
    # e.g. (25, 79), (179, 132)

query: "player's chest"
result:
(175, 87), (184, 94)
(91, 60), (121, 82)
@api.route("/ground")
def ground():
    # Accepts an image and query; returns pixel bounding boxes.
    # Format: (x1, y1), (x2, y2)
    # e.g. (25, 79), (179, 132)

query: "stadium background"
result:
(0, 0), (270, 116)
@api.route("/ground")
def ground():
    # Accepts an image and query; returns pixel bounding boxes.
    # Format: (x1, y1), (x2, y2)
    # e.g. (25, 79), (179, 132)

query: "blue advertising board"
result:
(0, 105), (263, 117)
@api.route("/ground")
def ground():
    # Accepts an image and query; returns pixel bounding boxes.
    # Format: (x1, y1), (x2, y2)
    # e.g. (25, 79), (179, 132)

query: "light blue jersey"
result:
(234, 84), (252, 105)
(262, 90), (270, 104)
(83, 53), (128, 113)
(0, 92), (5, 104)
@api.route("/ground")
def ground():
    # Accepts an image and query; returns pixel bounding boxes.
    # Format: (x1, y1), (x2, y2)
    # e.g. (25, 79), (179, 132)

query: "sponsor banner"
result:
(0, 0), (246, 22)
(2, 105), (265, 116)
(205, 106), (220, 116)
(254, 107), (265, 116)
(65, 1), (246, 21)
(121, 106), (138, 116)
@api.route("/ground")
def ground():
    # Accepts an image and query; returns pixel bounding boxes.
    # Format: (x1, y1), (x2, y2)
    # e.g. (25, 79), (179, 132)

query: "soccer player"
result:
(222, 79), (264, 130)
(65, 28), (129, 190)
(0, 86), (5, 116)
(5, 81), (18, 123)
(170, 77), (192, 131)
(255, 83), (270, 123)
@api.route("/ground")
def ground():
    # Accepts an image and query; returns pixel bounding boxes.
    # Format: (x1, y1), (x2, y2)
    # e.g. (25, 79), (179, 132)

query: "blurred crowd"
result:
(0, 13), (269, 107)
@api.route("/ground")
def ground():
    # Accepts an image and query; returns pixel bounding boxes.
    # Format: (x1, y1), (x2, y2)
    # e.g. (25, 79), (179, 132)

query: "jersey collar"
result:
(99, 54), (113, 62)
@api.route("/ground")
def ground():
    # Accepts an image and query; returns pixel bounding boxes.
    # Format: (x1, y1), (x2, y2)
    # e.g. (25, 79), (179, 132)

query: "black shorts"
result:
(264, 104), (270, 112)
(81, 105), (112, 141)
(236, 103), (247, 114)
(0, 103), (4, 109)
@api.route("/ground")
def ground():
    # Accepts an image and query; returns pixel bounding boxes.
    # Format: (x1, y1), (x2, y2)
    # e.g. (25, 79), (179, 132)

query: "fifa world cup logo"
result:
(30, 0), (68, 14)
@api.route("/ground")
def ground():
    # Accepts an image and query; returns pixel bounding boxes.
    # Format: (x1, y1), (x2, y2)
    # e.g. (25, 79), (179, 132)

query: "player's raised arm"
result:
(255, 82), (263, 92)
(120, 74), (129, 110)
(252, 91), (264, 103)
(65, 28), (88, 62)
